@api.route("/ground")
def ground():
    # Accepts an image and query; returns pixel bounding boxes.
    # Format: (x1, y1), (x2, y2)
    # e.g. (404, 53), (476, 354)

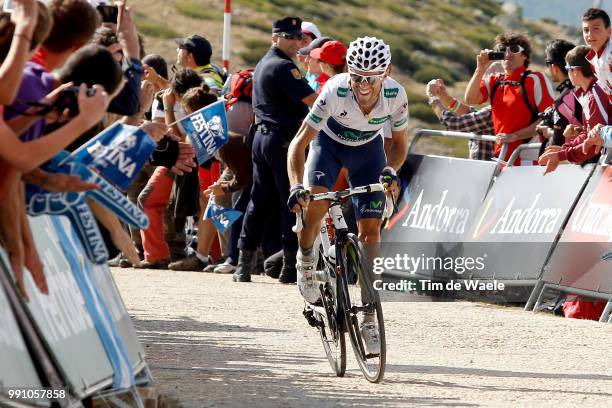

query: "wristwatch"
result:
(427, 96), (441, 106)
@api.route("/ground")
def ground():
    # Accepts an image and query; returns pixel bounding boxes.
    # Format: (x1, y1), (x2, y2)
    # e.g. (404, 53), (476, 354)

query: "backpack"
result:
(490, 70), (539, 124)
(225, 68), (254, 107)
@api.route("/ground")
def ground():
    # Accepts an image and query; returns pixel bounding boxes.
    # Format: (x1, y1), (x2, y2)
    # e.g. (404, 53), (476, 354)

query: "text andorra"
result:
(402, 189), (470, 234)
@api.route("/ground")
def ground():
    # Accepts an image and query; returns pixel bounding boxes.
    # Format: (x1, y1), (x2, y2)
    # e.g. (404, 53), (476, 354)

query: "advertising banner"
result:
(22, 215), (115, 398)
(0, 254), (49, 407)
(542, 165), (612, 294)
(463, 164), (594, 281)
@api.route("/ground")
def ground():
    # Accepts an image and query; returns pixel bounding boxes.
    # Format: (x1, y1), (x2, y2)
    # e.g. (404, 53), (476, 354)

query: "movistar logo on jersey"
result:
(370, 200), (383, 209)
(340, 130), (377, 141)
(384, 88), (399, 98)
(393, 117), (408, 127)
(368, 116), (390, 125)
(308, 113), (323, 124)
(337, 87), (349, 97)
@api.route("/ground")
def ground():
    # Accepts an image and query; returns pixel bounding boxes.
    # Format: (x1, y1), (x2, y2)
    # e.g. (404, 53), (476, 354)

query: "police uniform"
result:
(238, 17), (315, 266)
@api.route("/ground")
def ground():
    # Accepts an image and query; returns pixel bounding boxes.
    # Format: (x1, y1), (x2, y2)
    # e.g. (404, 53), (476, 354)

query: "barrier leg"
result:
(524, 280), (544, 311)
(532, 283), (551, 312)
(598, 299), (612, 323)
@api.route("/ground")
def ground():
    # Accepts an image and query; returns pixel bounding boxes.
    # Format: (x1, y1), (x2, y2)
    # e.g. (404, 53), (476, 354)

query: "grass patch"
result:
(410, 102), (439, 123)
(134, 14), (179, 39)
(413, 65), (456, 85)
(174, 0), (221, 20)
(238, 39), (270, 66)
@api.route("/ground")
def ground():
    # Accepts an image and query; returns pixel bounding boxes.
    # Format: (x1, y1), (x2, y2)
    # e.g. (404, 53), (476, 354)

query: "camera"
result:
(97, 5), (119, 24)
(49, 86), (96, 117)
(487, 51), (505, 61)
(538, 107), (555, 128)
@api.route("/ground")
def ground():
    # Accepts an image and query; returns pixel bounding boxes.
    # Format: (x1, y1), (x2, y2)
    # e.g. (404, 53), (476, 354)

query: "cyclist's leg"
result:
(298, 134), (341, 302)
(342, 136), (386, 304)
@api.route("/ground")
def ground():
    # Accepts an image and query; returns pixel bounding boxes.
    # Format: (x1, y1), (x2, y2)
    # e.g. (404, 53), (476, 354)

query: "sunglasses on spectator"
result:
(349, 72), (384, 86)
(278, 32), (305, 41)
(565, 64), (582, 72)
(495, 44), (525, 54)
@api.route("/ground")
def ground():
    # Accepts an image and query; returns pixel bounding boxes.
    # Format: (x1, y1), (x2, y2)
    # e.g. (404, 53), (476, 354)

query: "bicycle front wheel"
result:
(339, 234), (386, 383)
(317, 276), (346, 377)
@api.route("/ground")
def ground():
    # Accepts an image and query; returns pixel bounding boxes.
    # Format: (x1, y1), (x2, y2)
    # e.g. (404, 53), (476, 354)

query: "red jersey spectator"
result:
(539, 46), (610, 173)
(582, 8), (612, 96)
(465, 33), (555, 165)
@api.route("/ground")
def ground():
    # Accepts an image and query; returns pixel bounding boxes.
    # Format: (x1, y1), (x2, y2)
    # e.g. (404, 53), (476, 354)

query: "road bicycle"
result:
(293, 183), (393, 383)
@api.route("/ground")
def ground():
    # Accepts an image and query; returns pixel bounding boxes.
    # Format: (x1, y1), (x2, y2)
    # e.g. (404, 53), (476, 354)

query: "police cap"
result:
(272, 17), (303, 36)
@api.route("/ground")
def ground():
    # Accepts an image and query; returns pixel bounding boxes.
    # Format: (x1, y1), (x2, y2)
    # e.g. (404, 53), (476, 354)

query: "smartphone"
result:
(97, 5), (118, 24)
(3, 0), (13, 12)
(487, 51), (505, 61)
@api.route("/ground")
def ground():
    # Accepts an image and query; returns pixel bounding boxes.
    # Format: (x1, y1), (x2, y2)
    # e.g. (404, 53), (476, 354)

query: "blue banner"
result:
(69, 122), (157, 190)
(178, 101), (229, 164)
(204, 201), (242, 233)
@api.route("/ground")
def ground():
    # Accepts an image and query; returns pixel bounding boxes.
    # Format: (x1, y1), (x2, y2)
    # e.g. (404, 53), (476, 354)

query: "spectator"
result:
(5, 0), (101, 141)
(168, 85), (219, 271)
(426, 78), (495, 161)
(464, 32), (555, 165)
(301, 21), (321, 43)
(233, 16), (317, 283)
(536, 39), (579, 149)
(538, 46), (610, 173)
(582, 8), (611, 96)
(310, 39), (347, 89)
(175, 34), (224, 95)
(297, 36), (332, 93)
(137, 68), (201, 269)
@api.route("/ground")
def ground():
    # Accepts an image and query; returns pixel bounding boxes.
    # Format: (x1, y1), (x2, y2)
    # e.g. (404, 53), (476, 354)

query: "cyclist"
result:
(287, 37), (409, 355)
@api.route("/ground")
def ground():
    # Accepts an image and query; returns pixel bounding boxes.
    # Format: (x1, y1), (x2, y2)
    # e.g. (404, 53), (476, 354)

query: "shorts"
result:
(305, 132), (386, 220)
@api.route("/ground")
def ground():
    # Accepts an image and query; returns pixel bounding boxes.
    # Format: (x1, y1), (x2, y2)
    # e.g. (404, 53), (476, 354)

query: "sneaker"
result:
(214, 260), (237, 274)
(119, 257), (133, 268)
(203, 256), (226, 273)
(360, 321), (381, 356)
(168, 255), (209, 271)
(296, 249), (320, 303)
(136, 258), (171, 270)
(108, 253), (123, 267)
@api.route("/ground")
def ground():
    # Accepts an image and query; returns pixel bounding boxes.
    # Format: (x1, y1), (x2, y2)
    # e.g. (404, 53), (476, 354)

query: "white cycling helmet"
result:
(346, 36), (391, 73)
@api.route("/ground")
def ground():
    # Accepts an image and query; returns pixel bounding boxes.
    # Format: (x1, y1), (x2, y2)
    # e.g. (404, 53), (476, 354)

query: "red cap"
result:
(310, 40), (347, 66)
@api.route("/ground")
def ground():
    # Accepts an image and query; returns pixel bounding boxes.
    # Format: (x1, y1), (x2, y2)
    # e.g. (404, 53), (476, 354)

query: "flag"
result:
(68, 122), (157, 190)
(203, 200), (242, 233)
(178, 100), (229, 164)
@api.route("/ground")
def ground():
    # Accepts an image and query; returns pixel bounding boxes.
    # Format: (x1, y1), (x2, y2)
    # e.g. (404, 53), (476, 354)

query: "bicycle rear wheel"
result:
(339, 234), (386, 383)
(316, 276), (346, 377)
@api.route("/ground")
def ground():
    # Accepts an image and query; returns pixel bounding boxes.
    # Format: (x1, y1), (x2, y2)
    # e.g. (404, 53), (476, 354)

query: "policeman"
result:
(233, 16), (317, 283)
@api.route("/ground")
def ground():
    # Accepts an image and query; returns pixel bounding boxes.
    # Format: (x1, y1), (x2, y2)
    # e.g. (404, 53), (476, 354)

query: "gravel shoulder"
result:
(112, 268), (612, 408)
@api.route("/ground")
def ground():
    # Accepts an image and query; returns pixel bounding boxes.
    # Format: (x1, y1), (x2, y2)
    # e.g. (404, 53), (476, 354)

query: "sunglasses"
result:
(349, 72), (384, 86)
(278, 32), (305, 41)
(565, 64), (581, 71)
(495, 44), (525, 54)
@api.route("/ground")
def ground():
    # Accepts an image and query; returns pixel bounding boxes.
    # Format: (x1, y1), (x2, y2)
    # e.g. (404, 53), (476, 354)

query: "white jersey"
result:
(586, 39), (612, 96)
(305, 73), (409, 146)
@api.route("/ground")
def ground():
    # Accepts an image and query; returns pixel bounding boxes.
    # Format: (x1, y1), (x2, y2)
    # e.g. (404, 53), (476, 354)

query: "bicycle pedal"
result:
(302, 308), (321, 328)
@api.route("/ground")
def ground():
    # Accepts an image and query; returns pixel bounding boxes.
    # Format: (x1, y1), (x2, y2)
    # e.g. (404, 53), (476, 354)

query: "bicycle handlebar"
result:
(292, 183), (393, 234)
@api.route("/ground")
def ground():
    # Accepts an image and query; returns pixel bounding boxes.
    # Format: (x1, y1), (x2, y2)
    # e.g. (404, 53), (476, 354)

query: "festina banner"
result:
(179, 100), (229, 164)
(543, 165), (612, 294)
(69, 122), (157, 191)
(463, 164), (594, 280)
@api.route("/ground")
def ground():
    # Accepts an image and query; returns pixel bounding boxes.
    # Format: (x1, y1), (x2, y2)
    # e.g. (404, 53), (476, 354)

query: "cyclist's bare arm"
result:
(386, 129), (409, 170)
(288, 121), (319, 186)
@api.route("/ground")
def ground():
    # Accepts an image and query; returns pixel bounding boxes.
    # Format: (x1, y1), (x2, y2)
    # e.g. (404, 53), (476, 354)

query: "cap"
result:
(175, 35), (212, 65)
(310, 40), (347, 65)
(272, 17), (303, 35)
(298, 36), (332, 56)
(301, 21), (321, 39)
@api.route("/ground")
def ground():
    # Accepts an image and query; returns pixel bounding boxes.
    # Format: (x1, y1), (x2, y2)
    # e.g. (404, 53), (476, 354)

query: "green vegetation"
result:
(175, 0), (221, 20)
(133, 13), (179, 39)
